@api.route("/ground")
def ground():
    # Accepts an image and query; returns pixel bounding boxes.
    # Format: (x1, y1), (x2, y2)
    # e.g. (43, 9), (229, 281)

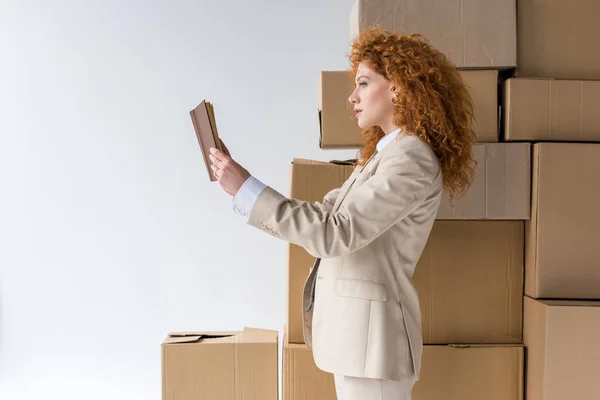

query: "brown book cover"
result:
(190, 100), (223, 181)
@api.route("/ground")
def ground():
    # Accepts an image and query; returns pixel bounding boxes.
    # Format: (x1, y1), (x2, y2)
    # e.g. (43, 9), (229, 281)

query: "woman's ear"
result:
(391, 86), (398, 102)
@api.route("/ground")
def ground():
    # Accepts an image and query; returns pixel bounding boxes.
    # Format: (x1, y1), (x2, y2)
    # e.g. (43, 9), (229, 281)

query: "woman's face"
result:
(348, 62), (397, 134)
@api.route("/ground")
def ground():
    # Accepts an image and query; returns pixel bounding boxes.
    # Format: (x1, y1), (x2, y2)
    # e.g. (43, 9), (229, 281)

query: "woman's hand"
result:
(209, 139), (251, 196)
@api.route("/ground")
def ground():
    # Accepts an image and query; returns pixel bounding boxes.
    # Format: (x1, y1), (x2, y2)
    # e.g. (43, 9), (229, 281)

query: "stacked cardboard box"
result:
(523, 298), (600, 400)
(521, 142), (600, 400)
(516, 0), (600, 80)
(161, 328), (279, 400)
(319, 69), (500, 148)
(350, 0), (516, 70)
(510, 1), (600, 399)
(284, 328), (524, 400)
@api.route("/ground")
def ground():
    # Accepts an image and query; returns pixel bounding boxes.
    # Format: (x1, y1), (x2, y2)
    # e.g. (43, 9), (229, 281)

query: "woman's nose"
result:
(348, 90), (358, 104)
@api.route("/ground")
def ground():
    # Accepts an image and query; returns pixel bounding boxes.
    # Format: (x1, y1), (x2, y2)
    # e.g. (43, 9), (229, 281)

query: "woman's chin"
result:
(357, 119), (373, 130)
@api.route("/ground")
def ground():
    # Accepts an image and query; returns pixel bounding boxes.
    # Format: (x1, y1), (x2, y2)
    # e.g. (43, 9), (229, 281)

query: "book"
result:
(190, 100), (223, 182)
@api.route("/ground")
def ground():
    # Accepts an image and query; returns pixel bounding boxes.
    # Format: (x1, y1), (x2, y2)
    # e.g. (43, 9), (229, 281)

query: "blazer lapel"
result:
(332, 150), (379, 212)
(308, 150), (379, 309)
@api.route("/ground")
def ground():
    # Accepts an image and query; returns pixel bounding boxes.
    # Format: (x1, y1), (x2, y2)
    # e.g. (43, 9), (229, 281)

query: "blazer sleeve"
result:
(305, 186), (342, 214)
(246, 142), (437, 258)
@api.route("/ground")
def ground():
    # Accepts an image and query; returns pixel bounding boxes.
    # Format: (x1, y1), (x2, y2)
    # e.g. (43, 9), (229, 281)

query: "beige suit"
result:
(248, 133), (443, 382)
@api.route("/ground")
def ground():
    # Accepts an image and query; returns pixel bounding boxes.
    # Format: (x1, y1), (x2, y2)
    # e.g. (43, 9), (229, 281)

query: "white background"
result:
(0, 0), (360, 398)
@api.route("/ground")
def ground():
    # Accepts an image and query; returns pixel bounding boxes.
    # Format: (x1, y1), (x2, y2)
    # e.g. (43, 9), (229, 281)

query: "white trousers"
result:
(334, 374), (416, 400)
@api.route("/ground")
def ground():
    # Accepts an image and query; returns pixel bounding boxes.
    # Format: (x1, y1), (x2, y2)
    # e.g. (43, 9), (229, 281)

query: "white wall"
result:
(0, 0), (359, 398)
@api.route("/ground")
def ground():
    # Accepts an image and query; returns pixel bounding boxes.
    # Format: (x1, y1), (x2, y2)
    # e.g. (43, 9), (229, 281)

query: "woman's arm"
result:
(246, 142), (437, 258)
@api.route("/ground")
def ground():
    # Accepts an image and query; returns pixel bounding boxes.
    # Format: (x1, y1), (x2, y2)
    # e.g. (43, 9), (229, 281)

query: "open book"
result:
(190, 100), (223, 182)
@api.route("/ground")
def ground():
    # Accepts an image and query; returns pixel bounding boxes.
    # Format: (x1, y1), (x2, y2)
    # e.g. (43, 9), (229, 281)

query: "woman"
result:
(209, 26), (476, 400)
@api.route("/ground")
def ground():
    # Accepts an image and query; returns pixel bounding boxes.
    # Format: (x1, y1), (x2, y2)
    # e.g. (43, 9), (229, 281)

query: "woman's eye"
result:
(358, 82), (367, 87)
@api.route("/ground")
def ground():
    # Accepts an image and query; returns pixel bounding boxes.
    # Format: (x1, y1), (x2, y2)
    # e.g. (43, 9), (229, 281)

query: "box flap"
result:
(292, 158), (336, 167)
(292, 158), (357, 167)
(238, 327), (278, 344)
(328, 159), (357, 165)
(163, 331), (239, 344)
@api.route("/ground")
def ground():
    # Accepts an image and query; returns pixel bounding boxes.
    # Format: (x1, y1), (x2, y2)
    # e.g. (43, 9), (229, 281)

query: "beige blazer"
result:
(247, 133), (443, 382)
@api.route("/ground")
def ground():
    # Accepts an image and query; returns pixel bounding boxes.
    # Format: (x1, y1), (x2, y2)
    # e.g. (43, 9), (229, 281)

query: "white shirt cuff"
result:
(233, 176), (267, 217)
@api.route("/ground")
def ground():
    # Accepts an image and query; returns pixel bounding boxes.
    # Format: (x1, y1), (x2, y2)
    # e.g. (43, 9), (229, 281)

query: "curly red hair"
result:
(349, 26), (477, 199)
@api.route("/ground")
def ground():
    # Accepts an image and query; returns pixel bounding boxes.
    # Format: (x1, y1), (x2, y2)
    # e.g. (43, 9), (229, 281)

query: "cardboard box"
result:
(517, 0), (600, 80)
(524, 297), (600, 400)
(414, 345), (524, 400)
(283, 332), (337, 400)
(162, 328), (278, 400)
(287, 159), (355, 343)
(525, 143), (600, 299)
(466, 70), (500, 142)
(350, 0), (516, 68)
(436, 143), (531, 220)
(503, 78), (600, 142)
(415, 221), (524, 344)
(283, 333), (523, 400)
(319, 71), (361, 149)
(319, 70), (499, 149)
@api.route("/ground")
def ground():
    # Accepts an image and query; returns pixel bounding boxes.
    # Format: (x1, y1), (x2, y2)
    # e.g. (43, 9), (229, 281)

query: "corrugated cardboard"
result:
(319, 71), (360, 149)
(287, 159), (355, 343)
(525, 143), (600, 299)
(319, 70), (499, 149)
(414, 345), (524, 400)
(161, 327), (278, 400)
(283, 331), (337, 400)
(415, 221), (524, 344)
(524, 297), (600, 400)
(503, 78), (600, 142)
(465, 70), (500, 142)
(437, 143), (531, 220)
(517, 0), (600, 80)
(350, 0), (516, 68)
(283, 338), (523, 400)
